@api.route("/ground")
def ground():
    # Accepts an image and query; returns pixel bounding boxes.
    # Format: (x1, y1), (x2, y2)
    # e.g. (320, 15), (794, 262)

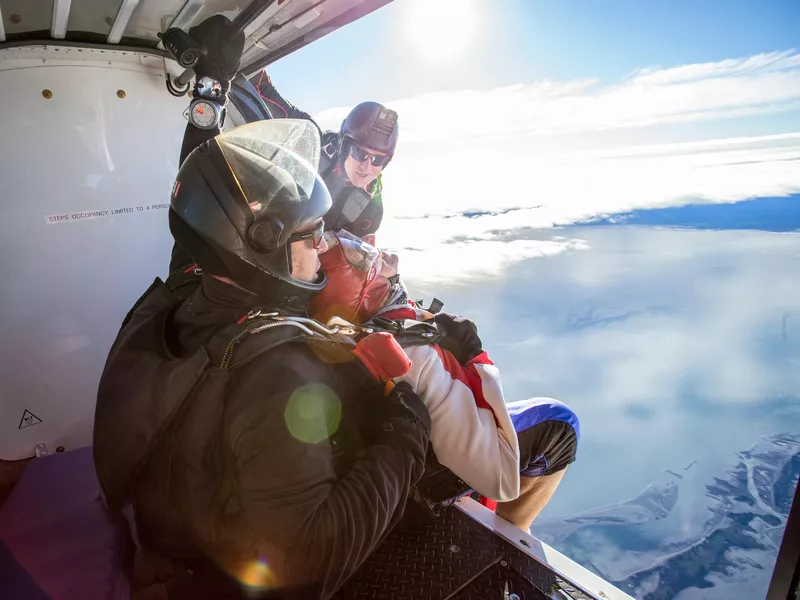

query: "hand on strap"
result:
(352, 333), (431, 473)
(432, 312), (483, 365)
(188, 15), (245, 103)
(376, 382), (432, 479)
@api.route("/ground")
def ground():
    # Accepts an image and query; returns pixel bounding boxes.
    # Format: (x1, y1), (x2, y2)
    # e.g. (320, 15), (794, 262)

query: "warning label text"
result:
(45, 203), (170, 225)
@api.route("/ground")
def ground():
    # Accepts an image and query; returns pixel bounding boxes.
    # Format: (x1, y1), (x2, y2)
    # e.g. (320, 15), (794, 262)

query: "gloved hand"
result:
(188, 15), (245, 102)
(432, 312), (483, 365)
(382, 382), (431, 434)
(375, 382), (431, 479)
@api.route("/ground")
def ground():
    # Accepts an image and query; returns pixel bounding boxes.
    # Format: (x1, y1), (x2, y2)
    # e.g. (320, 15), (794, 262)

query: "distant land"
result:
(533, 433), (800, 600)
(577, 195), (800, 232)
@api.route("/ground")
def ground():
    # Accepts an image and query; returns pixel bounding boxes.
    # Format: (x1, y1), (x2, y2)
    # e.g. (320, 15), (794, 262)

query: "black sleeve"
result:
(223, 348), (429, 598)
(179, 122), (219, 165)
(250, 71), (322, 134)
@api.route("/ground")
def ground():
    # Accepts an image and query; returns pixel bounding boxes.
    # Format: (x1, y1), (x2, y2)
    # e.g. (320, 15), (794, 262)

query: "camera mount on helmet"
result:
(338, 102), (399, 167)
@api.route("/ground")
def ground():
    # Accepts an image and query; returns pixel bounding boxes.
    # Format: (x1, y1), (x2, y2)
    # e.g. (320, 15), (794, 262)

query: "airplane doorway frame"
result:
(766, 477), (800, 600)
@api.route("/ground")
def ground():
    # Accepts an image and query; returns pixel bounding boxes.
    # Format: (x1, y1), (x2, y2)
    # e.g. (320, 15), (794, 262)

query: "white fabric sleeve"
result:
(396, 345), (521, 501)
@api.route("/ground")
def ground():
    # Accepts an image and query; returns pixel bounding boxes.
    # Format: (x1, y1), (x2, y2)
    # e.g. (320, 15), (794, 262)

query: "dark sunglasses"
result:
(288, 221), (325, 249)
(348, 144), (392, 167)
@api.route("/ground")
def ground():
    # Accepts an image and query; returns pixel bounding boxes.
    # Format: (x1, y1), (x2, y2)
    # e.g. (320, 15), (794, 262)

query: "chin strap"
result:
(280, 293), (311, 315)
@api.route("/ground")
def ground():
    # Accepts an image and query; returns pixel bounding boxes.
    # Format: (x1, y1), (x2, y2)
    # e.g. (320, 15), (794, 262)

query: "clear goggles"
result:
(323, 230), (382, 273)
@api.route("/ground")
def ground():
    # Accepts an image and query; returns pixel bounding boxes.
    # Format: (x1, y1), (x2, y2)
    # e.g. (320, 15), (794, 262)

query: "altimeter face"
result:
(188, 99), (219, 130)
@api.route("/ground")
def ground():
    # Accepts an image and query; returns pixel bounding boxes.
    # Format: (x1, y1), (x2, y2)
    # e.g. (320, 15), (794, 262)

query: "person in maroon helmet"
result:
(252, 71), (398, 237)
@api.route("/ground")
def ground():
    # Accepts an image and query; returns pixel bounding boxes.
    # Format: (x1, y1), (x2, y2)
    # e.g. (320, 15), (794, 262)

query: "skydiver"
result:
(308, 230), (580, 530)
(94, 119), (431, 600)
(253, 72), (397, 237)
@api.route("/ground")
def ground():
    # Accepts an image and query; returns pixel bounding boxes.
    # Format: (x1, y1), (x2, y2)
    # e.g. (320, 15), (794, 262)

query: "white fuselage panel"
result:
(0, 45), (187, 459)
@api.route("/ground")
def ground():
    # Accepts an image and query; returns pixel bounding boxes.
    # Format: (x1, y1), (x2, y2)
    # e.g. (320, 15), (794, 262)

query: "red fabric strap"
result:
(352, 332), (411, 382)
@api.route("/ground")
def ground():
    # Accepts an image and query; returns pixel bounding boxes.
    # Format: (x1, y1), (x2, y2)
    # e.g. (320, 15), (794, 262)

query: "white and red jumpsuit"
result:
(380, 306), (580, 503)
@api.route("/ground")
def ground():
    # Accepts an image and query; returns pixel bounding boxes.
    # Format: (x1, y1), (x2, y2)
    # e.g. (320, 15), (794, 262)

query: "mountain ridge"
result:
(533, 432), (800, 599)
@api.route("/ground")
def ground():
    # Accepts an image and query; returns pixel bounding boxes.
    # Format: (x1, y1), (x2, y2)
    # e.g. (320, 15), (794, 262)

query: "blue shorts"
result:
(414, 398), (580, 506)
(508, 398), (580, 477)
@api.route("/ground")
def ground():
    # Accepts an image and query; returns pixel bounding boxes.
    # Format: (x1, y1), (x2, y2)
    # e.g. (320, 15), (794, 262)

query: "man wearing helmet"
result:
(253, 72), (397, 237)
(94, 120), (431, 599)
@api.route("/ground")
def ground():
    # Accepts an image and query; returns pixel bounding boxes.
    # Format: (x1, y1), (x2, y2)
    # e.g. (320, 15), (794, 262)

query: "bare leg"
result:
(495, 468), (567, 531)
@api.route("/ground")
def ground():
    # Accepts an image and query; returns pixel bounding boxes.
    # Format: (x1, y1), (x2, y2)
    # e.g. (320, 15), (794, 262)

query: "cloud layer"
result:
(432, 227), (800, 515)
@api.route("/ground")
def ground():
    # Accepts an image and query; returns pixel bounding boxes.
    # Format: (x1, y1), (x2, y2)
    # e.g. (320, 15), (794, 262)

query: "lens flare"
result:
(284, 384), (342, 444)
(308, 336), (354, 365)
(238, 557), (277, 590)
(309, 302), (356, 324)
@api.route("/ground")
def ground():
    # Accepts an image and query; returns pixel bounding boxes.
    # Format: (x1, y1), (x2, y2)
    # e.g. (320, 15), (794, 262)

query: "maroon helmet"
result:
(338, 101), (399, 164)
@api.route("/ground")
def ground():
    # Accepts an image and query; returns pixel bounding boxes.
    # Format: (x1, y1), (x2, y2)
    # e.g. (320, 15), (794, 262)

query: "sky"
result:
(264, 0), (800, 284)
(269, 0), (800, 114)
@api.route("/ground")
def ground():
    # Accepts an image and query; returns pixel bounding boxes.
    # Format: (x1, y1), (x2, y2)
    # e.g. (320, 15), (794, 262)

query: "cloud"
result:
(435, 227), (800, 513)
(315, 50), (800, 141)
(313, 51), (800, 283)
(389, 237), (590, 286)
(627, 50), (800, 86)
(493, 229), (800, 410)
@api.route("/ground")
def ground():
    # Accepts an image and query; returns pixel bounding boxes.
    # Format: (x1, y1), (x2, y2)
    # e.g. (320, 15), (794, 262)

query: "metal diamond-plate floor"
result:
(332, 506), (594, 600)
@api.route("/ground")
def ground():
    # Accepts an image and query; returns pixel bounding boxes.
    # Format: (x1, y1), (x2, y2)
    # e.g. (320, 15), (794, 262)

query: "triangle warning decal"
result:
(18, 410), (43, 429)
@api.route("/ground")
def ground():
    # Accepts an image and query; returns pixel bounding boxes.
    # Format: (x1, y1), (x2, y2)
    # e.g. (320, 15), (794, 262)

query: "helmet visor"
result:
(216, 119), (321, 211)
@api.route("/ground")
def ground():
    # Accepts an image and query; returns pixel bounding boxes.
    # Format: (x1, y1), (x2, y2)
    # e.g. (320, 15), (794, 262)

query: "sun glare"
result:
(405, 0), (478, 62)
